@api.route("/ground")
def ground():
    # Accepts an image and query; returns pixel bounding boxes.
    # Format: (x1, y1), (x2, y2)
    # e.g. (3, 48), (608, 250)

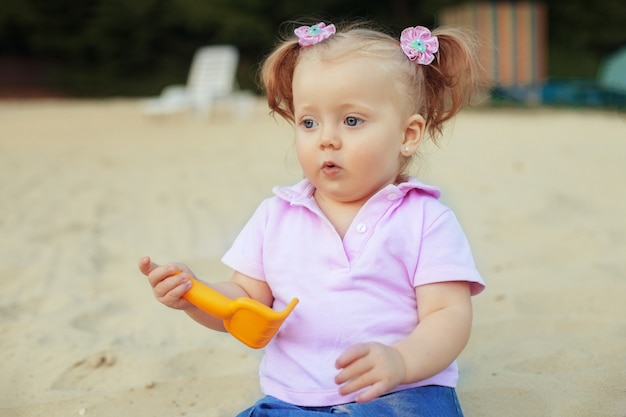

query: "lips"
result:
(321, 161), (341, 176)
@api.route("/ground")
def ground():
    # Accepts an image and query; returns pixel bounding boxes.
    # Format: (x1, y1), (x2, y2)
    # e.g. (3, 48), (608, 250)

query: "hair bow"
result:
(294, 22), (336, 47)
(400, 26), (439, 65)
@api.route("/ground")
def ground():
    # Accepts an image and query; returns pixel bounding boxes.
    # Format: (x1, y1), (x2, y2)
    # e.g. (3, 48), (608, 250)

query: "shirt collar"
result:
(273, 177), (441, 207)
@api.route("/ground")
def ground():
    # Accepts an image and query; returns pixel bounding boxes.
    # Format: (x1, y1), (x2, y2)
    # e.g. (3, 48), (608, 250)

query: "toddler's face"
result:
(292, 54), (418, 207)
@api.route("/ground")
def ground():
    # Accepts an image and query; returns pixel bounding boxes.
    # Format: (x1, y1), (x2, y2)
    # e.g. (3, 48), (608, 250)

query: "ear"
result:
(401, 114), (425, 154)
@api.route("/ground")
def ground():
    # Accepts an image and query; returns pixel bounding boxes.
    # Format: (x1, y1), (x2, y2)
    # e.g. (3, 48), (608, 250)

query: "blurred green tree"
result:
(546, 0), (626, 77)
(0, 0), (624, 96)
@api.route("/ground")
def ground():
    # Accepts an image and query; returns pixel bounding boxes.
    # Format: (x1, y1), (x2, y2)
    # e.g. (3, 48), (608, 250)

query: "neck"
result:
(313, 191), (364, 239)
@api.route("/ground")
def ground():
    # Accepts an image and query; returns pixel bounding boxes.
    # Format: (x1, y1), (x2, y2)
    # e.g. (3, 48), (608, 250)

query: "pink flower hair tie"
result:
(400, 26), (439, 65)
(294, 22), (336, 47)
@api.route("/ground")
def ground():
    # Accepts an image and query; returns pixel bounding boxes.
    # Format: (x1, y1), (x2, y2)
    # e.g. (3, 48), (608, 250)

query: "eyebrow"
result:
(295, 100), (375, 113)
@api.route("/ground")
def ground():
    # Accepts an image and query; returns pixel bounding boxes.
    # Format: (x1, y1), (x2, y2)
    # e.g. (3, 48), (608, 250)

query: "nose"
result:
(319, 126), (341, 149)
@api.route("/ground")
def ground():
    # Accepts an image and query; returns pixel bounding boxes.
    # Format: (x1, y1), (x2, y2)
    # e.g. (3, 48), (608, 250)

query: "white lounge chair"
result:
(142, 45), (243, 116)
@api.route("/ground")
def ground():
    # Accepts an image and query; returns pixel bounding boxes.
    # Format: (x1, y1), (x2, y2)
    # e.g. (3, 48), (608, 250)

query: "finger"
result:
(172, 263), (197, 278)
(339, 364), (396, 401)
(153, 274), (191, 300)
(160, 276), (193, 303)
(138, 256), (160, 276)
(335, 355), (372, 385)
(337, 368), (376, 396)
(335, 343), (370, 369)
(147, 264), (180, 288)
(335, 360), (372, 385)
(355, 381), (389, 403)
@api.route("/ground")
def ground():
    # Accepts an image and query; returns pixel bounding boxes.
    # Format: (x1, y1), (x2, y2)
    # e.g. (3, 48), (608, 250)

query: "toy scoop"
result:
(182, 277), (298, 349)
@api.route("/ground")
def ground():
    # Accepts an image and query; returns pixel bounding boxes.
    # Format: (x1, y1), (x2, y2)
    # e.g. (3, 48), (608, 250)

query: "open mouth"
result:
(321, 161), (341, 176)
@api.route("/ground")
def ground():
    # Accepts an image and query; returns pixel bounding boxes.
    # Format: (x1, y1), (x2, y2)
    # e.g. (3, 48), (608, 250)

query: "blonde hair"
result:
(261, 21), (485, 145)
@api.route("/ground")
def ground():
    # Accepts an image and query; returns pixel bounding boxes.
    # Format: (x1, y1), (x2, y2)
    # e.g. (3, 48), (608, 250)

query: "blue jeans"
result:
(236, 386), (464, 417)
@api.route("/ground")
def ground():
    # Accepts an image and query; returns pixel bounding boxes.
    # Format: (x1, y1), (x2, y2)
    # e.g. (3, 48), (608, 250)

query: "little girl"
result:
(139, 20), (485, 416)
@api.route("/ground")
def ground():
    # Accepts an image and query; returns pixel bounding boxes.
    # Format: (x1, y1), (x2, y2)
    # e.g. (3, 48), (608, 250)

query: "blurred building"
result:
(440, 2), (548, 89)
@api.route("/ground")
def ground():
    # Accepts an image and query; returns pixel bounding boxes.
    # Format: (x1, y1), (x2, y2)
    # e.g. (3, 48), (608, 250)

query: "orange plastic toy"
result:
(182, 277), (298, 349)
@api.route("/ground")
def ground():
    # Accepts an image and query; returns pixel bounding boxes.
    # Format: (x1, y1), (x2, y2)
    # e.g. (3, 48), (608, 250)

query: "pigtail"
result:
(261, 40), (301, 123)
(421, 27), (485, 142)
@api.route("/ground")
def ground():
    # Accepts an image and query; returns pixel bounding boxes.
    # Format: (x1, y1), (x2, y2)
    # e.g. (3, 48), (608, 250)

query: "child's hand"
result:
(138, 256), (194, 310)
(334, 342), (406, 403)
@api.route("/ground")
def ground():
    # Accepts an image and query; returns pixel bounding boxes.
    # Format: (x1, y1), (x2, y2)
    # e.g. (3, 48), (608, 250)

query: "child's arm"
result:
(334, 281), (472, 402)
(138, 256), (273, 332)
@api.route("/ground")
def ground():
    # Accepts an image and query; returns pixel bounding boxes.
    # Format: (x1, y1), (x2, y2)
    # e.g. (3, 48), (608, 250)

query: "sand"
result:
(0, 99), (624, 417)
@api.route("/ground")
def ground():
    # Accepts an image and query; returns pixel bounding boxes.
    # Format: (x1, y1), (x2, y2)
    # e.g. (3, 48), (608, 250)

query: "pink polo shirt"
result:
(221, 178), (485, 407)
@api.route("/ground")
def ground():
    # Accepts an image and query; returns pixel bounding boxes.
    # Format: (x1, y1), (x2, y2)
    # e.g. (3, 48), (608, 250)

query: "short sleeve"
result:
(413, 209), (485, 296)
(221, 200), (269, 281)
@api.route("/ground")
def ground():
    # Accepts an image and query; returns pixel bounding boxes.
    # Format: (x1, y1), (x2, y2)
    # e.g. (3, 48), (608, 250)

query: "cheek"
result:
(349, 149), (397, 179)
(294, 138), (315, 168)
(349, 137), (402, 171)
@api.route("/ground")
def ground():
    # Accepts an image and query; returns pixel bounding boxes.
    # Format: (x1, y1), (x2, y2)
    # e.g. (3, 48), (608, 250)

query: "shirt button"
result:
(356, 223), (367, 233)
(387, 193), (397, 200)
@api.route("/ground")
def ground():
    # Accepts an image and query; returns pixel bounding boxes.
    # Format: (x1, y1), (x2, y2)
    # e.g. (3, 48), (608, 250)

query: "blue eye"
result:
(303, 119), (318, 129)
(345, 117), (362, 127)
